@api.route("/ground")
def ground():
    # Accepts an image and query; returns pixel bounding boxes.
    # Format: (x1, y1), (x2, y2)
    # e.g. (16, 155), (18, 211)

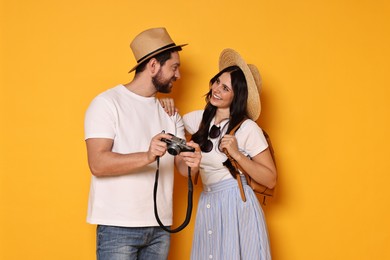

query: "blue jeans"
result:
(97, 225), (171, 260)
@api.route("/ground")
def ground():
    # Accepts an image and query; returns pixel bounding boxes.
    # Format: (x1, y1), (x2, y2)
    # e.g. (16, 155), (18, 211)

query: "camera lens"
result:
(167, 145), (180, 156)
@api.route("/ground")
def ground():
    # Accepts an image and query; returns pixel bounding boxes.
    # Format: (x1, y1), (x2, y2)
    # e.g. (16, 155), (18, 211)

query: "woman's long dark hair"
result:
(191, 65), (249, 150)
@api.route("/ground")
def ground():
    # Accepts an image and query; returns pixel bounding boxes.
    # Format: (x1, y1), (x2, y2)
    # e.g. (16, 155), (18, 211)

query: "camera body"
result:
(161, 134), (195, 156)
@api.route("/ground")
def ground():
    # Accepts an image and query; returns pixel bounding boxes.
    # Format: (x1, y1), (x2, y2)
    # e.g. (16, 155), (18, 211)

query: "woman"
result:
(162, 48), (277, 259)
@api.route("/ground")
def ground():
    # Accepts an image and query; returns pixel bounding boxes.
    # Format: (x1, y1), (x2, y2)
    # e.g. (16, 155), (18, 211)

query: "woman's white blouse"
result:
(183, 110), (268, 186)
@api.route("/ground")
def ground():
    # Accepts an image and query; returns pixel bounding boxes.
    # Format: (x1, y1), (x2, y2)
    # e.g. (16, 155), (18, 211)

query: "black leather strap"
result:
(153, 157), (193, 233)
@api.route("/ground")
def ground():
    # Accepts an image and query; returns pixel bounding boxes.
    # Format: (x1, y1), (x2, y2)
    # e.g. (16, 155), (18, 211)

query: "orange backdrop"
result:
(1, 0), (390, 259)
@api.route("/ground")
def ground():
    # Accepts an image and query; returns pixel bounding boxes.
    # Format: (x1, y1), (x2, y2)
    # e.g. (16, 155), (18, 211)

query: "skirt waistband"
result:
(203, 175), (247, 192)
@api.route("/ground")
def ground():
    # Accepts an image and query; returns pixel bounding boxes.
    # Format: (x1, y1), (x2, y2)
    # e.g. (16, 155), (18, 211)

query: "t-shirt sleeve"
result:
(84, 96), (116, 140)
(183, 110), (204, 134)
(236, 120), (269, 158)
(173, 112), (185, 139)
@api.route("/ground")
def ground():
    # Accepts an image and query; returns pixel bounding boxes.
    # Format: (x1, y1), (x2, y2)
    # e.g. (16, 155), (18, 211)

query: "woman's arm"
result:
(220, 135), (277, 189)
(159, 98), (202, 178)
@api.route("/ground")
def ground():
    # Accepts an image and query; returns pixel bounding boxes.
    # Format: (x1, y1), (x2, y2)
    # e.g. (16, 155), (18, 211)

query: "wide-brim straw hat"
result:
(219, 48), (262, 121)
(128, 27), (187, 72)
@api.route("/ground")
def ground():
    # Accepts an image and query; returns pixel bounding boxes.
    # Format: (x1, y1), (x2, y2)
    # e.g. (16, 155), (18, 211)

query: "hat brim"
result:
(128, 43), (188, 73)
(218, 48), (262, 121)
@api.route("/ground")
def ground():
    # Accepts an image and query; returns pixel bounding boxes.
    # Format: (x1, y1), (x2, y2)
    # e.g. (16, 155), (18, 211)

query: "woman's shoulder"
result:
(241, 118), (261, 130)
(237, 119), (268, 155)
(236, 118), (264, 137)
(183, 110), (204, 134)
(183, 110), (204, 121)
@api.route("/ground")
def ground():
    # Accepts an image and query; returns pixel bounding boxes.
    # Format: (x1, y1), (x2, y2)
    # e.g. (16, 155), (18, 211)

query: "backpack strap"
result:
(223, 119), (247, 201)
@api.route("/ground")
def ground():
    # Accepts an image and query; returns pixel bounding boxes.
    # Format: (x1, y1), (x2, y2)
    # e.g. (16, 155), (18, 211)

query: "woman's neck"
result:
(214, 109), (230, 125)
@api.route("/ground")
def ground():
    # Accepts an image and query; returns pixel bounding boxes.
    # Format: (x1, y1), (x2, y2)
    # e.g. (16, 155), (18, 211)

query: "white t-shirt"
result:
(183, 110), (268, 186)
(84, 85), (184, 227)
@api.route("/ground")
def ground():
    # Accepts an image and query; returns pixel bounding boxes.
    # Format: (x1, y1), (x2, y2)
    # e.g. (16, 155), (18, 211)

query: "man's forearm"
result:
(88, 151), (154, 177)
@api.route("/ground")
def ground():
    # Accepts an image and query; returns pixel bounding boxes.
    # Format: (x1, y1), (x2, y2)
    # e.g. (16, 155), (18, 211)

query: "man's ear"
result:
(148, 58), (160, 76)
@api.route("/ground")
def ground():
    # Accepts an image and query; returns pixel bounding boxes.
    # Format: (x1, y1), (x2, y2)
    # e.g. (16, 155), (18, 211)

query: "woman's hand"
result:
(178, 141), (202, 169)
(159, 98), (178, 116)
(219, 134), (241, 158)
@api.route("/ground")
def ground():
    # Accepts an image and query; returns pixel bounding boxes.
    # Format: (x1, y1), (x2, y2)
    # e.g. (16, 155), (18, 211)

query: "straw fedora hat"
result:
(128, 27), (187, 72)
(219, 48), (262, 121)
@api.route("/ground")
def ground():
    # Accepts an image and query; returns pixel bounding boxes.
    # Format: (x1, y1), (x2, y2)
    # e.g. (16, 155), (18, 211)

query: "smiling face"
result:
(209, 72), (234, 109)
(152, 51), (181, 93)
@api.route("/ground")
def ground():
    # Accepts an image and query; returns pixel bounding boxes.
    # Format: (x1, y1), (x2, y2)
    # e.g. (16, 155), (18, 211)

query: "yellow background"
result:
(1, 0), (389, 259)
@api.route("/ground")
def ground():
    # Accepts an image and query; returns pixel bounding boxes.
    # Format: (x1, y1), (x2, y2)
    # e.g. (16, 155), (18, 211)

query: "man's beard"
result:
(152, 69), (176, 93)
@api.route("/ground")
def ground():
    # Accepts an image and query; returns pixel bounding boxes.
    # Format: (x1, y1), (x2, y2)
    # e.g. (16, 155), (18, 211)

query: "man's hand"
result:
(147, 132), (173, 162)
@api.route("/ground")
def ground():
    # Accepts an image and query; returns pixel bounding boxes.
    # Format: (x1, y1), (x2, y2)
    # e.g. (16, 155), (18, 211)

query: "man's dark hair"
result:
(135, 46), (182, 74)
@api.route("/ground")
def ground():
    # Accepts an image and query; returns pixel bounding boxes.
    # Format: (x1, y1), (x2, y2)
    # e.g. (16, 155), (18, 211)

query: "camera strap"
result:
(153, 156), (193, 233)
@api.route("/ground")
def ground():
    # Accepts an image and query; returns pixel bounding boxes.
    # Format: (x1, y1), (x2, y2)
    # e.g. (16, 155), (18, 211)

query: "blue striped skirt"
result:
(191, 176), (271, 260)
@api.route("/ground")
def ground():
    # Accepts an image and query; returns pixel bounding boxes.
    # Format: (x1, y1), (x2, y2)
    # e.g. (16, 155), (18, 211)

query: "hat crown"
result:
(130, 28), (175, 62)
(128, 27), (187, 73)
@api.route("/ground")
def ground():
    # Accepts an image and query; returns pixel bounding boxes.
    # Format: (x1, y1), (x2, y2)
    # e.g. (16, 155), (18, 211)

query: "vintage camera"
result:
(161, 134), (195, 156)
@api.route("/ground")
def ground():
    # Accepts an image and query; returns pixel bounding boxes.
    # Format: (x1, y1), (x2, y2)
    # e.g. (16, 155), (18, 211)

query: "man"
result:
(84, 27), (201, 260)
